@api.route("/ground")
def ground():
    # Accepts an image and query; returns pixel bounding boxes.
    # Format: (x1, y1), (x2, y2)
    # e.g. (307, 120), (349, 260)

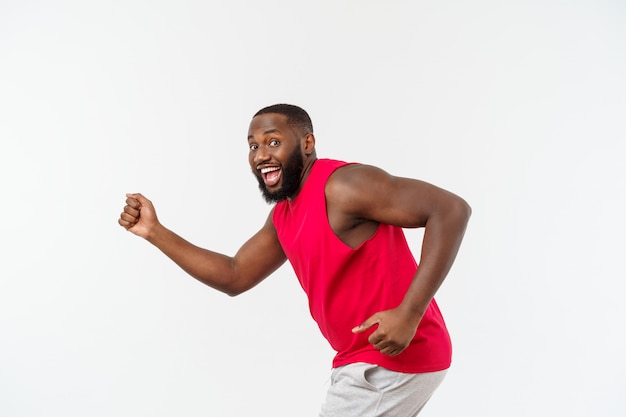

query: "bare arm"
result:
(326, 165), (471, 355)
(118, 193), (287, 296)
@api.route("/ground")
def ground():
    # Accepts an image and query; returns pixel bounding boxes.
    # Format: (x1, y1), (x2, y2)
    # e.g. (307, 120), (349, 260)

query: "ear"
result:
(303, 133), (316, 155)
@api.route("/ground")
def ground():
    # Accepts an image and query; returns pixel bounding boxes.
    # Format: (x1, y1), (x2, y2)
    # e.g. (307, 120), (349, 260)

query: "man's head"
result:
(248, 104), (316, 203)
(254, 104), (314, 137)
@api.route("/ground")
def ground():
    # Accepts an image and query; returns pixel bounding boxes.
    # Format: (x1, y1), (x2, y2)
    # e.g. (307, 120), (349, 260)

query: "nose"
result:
(254, 146), (271, 164)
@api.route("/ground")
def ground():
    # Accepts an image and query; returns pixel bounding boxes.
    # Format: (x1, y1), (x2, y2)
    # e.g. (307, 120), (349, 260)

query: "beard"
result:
(254, 147), (304, 204)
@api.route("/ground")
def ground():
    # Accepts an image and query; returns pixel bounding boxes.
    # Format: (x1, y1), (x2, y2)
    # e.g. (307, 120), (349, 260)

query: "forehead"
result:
(247, 113), (290, 137)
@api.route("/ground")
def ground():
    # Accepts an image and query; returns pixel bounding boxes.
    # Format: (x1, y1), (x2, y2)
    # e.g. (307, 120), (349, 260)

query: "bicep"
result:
(331, 165), (464, 228)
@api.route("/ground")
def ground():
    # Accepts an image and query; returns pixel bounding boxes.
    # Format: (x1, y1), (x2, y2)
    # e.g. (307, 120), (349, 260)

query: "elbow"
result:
(219, 261), (250, 297)
(225, 287), (245, 297)
(222, 274), (257, 297)
(222, 280), (248, 297)
(451, 196), (472, 228)
(460, 198), (472, 223)
(193, 274), (247, 297)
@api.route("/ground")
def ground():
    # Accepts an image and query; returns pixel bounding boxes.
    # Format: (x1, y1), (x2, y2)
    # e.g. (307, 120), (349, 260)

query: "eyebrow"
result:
(247, 128), (281, 141)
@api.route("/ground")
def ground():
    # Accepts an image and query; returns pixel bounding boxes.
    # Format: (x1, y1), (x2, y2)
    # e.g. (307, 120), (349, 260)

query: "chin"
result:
(256, 179), (288, 203)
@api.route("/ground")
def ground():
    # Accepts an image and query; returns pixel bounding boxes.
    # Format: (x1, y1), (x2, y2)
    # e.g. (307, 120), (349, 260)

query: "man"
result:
(118, 104), (471, 416)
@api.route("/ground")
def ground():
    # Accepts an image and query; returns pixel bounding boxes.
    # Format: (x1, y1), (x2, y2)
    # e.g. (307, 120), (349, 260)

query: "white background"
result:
(1, 1), (625, 416)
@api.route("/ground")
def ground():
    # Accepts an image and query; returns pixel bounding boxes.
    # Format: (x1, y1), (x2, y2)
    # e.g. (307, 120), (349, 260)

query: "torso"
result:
(271, 158), (452, 373)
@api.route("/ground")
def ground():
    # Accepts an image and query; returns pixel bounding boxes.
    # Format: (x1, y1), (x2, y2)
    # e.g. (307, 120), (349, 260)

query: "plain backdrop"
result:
(1, 1), (625, 416)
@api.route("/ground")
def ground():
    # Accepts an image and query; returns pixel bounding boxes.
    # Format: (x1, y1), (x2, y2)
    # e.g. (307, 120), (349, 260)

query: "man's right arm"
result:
(118, 193), (286, 296)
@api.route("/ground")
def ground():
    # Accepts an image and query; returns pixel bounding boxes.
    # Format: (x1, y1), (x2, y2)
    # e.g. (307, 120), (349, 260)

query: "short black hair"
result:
(254, 104), (313, 135)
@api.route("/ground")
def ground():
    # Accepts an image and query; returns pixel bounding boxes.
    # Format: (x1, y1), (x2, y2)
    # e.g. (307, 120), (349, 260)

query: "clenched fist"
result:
(118, 193), (160, 239)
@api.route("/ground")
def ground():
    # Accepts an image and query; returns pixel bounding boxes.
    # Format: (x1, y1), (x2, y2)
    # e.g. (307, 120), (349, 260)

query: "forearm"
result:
(400, 198), (471, 319)
(145, 224), (241, 295)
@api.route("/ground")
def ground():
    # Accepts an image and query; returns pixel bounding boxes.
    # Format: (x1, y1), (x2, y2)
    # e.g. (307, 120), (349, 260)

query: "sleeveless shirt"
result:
(272, 159), (452, 373)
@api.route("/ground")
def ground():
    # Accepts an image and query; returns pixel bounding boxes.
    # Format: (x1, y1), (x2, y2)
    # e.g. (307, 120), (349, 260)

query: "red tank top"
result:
(273, 159), (451, 372)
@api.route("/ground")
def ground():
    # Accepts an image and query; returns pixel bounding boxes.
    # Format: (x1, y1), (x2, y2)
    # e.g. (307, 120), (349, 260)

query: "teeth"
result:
(260, 166), (280, 174)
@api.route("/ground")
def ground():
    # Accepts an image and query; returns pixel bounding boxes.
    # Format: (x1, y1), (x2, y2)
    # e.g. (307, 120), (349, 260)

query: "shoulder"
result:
(327, 163), (392, 195)
(325, 163), (396, 218)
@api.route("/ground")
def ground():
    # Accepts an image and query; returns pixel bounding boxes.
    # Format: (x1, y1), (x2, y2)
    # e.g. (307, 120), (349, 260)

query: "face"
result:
(247, 113), (306, 203)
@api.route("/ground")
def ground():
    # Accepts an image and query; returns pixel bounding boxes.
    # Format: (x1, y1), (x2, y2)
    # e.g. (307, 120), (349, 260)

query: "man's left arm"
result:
(332, 164), (471, 356)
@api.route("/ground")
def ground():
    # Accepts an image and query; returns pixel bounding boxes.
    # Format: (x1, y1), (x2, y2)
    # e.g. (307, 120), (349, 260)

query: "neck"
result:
(291, 155), (318, 200)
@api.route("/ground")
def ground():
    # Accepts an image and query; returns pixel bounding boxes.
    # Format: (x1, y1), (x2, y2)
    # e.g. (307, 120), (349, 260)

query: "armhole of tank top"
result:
(323, 162), (382, 251)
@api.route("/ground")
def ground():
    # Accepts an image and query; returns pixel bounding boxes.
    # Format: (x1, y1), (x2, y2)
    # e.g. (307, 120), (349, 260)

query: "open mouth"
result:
(259, 166), (282, 187)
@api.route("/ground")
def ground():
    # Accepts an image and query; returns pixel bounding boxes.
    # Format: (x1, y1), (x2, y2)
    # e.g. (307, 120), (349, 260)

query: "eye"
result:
(269, 139), (280, 147)
(249, 143), (259, 151)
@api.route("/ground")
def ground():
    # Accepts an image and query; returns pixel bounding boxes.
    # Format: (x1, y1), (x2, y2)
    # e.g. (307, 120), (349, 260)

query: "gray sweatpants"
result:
(319, 363), (447, 417)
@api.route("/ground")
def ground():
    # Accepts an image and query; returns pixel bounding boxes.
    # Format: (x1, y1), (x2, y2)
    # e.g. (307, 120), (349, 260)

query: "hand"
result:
(118, 193), (160, 239)
(352, 307), (422, 356)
